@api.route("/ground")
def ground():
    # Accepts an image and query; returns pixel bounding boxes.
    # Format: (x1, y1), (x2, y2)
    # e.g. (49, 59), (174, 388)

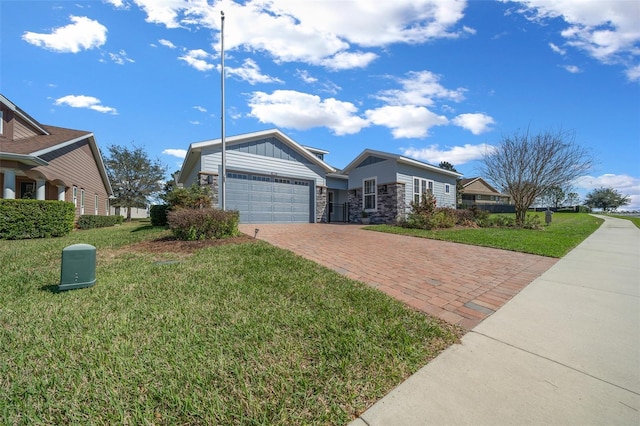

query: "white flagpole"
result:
(220, 10), (226, 211)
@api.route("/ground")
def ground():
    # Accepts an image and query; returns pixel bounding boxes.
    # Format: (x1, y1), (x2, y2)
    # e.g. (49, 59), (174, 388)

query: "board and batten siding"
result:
(397, 163), (457, 208)
(347, 158), (398, 189)
(36, 139), (110, 216)
(200, 148), (327, 187)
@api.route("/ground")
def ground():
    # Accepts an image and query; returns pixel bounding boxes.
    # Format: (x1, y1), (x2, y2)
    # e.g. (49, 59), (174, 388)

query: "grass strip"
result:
(367, 212), (603, 258)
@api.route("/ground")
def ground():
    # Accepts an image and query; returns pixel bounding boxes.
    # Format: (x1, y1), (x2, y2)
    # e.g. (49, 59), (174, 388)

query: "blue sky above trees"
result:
(2, 0), (639, 209)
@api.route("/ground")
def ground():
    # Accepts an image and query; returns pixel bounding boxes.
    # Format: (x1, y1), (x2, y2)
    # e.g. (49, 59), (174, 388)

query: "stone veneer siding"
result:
(198, 173), (219, 207)
(316, 186), (327, 223)
(348, 182), (405, 224)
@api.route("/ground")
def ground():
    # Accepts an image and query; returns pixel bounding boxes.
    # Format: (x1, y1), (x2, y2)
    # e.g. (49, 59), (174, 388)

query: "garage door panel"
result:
(227, 172), (312, 223)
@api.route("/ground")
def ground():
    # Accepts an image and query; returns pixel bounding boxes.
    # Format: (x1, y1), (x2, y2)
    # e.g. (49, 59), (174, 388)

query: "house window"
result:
(80, 189), (85, 215)
(0, 111), (3, 135)
(94, 195), (99, 215)
(363, 177), (376, 211)
(72, 186), (78, 207)
(445, 184), (450, 194)
(413, 177), (434, 202)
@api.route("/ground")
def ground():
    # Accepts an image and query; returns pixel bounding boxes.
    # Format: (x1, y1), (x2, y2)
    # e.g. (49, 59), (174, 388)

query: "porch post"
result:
(2, 169), (16, 199)
(36, 179), (46, 200)
(57, 185), (66, 201)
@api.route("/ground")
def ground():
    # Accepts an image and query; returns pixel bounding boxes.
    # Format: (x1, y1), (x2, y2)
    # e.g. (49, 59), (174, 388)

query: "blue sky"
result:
(2, 0), (639, 209)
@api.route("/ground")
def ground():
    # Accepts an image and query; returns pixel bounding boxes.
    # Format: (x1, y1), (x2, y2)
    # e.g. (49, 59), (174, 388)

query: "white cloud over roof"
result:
(54, 95), (117, 114)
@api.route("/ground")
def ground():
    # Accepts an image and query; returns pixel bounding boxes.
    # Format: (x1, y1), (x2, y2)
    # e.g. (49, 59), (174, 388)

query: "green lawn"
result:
(610, 214), (640, 229)
(367, 213), (603, 258)
(0, 222), (460, 425)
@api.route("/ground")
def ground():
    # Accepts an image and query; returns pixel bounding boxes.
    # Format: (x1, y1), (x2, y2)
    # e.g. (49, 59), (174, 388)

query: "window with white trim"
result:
(72, 186), (78, 207)
(413, 177), (434, 202)
(0, 111), (4, 135)
(445, 184), (450, 194)
(94, 195), (99, 215)
(363, 177), (376, 211)
(80, 189), (85, 215)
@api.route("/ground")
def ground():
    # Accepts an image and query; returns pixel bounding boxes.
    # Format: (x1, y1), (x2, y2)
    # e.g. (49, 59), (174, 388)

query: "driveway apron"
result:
(239, 224), (556, 328)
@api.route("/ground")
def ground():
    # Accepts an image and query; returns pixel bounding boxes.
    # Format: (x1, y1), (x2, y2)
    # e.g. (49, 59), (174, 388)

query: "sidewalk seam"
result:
(470, 330), (640, 396)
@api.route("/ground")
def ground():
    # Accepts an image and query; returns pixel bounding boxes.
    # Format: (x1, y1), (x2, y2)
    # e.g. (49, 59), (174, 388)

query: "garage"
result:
(226, 171), (313, 223)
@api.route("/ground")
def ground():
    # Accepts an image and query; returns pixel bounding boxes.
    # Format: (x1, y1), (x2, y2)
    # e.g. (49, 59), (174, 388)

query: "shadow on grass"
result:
(39, 284), (60, 293)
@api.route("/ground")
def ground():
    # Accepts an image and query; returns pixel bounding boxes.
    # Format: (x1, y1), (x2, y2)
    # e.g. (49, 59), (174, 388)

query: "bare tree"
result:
(480, 128), (593, 226)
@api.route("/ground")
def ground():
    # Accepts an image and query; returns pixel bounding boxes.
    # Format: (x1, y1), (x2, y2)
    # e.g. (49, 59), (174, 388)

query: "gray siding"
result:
(202, 148), (326, 186)
(347, 158), (397, 189)
(397, 163), (457, 208)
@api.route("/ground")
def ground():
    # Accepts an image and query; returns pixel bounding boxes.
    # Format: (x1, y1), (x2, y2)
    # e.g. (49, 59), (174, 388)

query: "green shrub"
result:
(165, 184), (213, 209)
(150, 204), (169, 226)
(0, 199), (75, 239)
(168, 208), (239, 241)
(77, 215), (124, 229)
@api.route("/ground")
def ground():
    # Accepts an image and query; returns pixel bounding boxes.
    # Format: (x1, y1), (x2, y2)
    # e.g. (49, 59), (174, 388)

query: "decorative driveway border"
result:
(239, 224), (558, 329)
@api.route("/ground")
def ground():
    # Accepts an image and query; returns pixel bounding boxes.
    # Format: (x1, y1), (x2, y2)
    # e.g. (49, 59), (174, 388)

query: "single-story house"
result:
(0, 94), (113, 218)
(177, 129), (461, 224)
(460, 177), (512, 207)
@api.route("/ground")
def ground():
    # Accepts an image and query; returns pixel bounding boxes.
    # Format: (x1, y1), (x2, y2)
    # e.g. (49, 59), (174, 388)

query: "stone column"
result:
(2, 169), (16, 199)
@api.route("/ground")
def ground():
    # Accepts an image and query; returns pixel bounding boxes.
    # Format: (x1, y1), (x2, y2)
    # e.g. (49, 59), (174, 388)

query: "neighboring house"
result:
(460, 177), (512, 207)
(178, 129), (461, 224)
(0, 94), (113, 218)
(110, 206), (149, 219)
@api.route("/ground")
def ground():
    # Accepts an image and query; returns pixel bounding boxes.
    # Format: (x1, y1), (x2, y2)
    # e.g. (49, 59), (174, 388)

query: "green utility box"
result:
(58, 244), (96, 291)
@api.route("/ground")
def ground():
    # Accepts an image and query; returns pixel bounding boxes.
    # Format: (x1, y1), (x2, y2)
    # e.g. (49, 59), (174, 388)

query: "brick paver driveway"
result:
(239, 223), (557, 329)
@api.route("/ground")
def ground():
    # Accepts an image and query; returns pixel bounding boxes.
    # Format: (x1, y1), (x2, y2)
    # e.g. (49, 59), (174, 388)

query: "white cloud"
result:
(401, 143), (496, 165)
(626, 64), (640, 82)
(158, 39), (176, 49)
(105, 0), (127, 8)
(296, 69), (317, 84)
(508, 0), (640, 81)
(366, 105), (448, 139)
(226, 58), (283, 85)
(193, 106), (207, 113)
(127, 0), (469, 70)
(563, 65), (581, 73)
(549, 42), (566, 55)
(320, 51), (378, 70)
(452, 113), (495, 134)
(22, 15), (107, 53)
(575, 173), (640, 210)
(178, 49), (214, 72)
(54, 95), (117, 114)
(248, 90), (368, 135)
(108, 49), (135, 65)
(162, 148), (187, 159)
(375, 71), (466, 107)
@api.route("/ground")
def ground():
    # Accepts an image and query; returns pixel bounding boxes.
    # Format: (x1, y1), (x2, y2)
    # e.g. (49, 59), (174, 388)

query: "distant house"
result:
(177, 129), (461, 224)
(460, 177), (512, 207)
(0, 94), (113, 218)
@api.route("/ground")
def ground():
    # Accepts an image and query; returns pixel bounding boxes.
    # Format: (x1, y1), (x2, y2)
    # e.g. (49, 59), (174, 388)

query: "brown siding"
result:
(13, 116), (39, 140)
(34, 139), (109, 217)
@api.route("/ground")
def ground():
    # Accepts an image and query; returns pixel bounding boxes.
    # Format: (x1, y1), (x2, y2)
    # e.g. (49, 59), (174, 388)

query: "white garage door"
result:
(226, 172), (313, 223)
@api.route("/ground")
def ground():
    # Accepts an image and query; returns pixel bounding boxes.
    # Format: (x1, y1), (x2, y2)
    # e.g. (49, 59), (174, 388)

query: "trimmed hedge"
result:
(150, 204), (169, 226)
(168, 208), (239, 241)
(77, 214), (124, 230)
(0, 199), (75, 240)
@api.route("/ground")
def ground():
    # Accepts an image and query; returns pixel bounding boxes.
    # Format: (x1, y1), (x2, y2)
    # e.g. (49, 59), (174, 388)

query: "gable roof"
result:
(342, 148), (462, 178)
(461, 177), (508, 195)
(0, 94), (113, 195)
(178, 129), (336, 183)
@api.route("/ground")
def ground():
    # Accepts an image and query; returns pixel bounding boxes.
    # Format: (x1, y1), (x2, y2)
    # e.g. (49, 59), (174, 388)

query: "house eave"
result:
(0, 152), (48, 166)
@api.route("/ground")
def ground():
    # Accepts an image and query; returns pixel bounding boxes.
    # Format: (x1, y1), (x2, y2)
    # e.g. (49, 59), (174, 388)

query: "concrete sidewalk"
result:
(350, 215), (640, 425)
